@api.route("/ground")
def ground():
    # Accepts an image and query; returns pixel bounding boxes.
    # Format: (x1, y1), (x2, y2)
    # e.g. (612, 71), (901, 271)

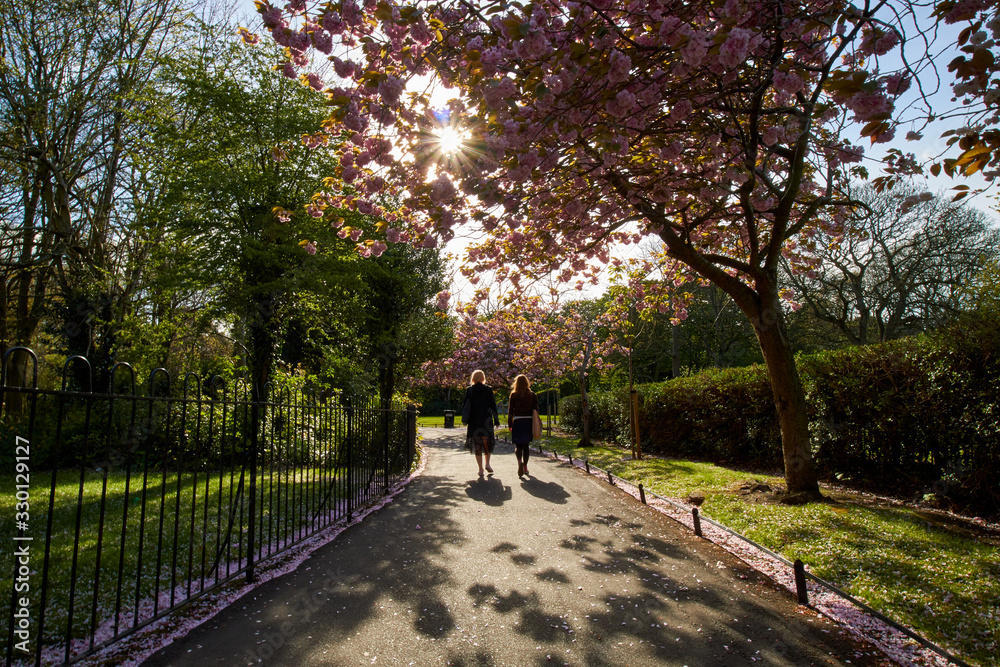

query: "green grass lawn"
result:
(0, 467), (352, 653)
(537, 432), (999, 667)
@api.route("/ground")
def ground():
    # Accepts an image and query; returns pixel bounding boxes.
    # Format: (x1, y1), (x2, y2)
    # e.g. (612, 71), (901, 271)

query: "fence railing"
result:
(0, 348), (417, 666)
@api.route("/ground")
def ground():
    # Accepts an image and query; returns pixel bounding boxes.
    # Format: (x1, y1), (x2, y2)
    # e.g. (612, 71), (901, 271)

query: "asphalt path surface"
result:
(141, 427), (893, 666)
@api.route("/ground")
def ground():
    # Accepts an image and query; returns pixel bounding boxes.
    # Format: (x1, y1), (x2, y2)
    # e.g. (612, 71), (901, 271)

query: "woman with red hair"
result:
(507, 374), (539, 477)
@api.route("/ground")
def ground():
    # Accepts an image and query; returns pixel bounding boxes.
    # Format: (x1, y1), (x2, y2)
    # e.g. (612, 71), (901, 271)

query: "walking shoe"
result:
(485, 464), (493, 473)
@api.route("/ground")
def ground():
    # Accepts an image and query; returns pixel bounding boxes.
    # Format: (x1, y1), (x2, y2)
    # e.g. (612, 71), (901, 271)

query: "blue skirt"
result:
(511, 416), (533, 445)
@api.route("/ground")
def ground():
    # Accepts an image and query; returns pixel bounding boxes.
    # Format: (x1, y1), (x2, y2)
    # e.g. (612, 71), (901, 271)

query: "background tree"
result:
(784, 184), (999, 345)
(620, 283), (765, 382)
(549, 299), (622, 446)
(138, 19), (369, 399)
(961, 260), (1000, 318)
(0, 0), (183, 394)
(357, 242), (448, 406)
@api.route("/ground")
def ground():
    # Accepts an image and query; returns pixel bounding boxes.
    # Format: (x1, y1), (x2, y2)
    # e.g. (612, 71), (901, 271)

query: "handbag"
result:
(461, 393), (472, 425)
(532, 409), (542, 440)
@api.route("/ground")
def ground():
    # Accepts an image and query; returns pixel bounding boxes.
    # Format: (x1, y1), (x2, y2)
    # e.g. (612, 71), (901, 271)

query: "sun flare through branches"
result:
(435, 125), (464, 155)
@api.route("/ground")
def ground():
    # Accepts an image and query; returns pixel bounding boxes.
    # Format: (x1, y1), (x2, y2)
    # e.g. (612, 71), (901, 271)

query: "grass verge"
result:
(416, 415), (449, 427)
(0, 467), (352, 658)
(538, 432), (999, 667)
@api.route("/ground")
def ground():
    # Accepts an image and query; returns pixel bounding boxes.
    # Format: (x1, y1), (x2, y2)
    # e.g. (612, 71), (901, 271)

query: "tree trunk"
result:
(578, 329), (594, 447)
(378, 349), (397, 410)
(749, 291), (821, 498)
(7, 191), (49, 413)
(652, 218), (822, 499)
(578, 370), (591, 447)
(247, 294), (276, 405)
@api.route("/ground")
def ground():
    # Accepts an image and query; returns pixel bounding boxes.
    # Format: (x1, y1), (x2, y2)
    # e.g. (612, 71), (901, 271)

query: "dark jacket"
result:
(506, 391), (539, 426)
(464, 382), (499, 448)
(507, 390), (538, 444)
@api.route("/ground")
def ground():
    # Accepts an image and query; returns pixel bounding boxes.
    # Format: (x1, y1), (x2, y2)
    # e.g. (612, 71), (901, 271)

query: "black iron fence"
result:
(0, 348), (417, 666)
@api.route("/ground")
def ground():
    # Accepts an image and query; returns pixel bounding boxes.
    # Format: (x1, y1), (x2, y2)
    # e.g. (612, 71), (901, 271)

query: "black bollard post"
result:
(607, 470), (614, 486)
(692, 507), (702, 537)
(794, 559), (809, 605)
(639, 483), (647, 504)
(585, 459), (590, 474)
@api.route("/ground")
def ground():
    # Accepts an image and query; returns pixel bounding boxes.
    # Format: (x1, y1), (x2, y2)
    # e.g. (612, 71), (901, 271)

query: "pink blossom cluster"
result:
(259, 0), (917, 297)
(411, 297), (624, 391)
(940, 0), (992, 25)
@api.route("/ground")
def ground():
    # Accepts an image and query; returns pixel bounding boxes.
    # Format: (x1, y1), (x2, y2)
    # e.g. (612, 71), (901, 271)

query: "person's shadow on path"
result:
(519, 476), (570, 504)
(465, 475), (513, 505)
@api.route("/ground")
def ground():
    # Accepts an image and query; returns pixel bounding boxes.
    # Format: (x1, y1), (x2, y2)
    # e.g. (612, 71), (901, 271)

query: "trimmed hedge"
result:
(559, 315), (1000, 516)
(560, 367), (780, 468)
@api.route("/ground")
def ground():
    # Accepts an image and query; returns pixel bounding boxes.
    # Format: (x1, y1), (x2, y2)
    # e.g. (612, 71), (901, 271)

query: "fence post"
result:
(638, 483), (646, 504)
(692, 507), (702, 537)
(630, 388), (642, 460)
(794, 559), (809, 605)
(585, 459), (590, 474)
(383, 402), (390, 492)
(607, 471), (614, 486)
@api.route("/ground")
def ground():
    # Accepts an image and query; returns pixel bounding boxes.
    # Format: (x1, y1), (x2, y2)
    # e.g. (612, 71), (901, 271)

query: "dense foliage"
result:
(560, 314), (1000, 516)
(1, 13), (449, 401)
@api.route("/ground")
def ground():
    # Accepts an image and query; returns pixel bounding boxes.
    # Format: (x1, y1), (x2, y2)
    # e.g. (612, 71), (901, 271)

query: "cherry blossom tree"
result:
(545, 299), (623, 446)
(415, 300), (564, 390)
(417, 309), (521, 393)
(920, 1), (1000, 185)
(256, 0), (936, 497)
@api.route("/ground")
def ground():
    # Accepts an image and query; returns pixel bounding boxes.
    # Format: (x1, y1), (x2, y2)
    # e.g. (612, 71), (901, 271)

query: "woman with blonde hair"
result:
(507, 374), (539, 477)
(462, 370), (500, 476)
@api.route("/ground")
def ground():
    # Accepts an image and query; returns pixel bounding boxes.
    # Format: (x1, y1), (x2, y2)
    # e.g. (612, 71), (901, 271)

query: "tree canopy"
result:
(257, 0), (997, 497)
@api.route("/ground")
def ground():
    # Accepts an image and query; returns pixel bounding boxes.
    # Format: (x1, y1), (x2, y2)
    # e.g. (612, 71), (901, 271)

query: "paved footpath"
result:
(141, 428), (893, 667)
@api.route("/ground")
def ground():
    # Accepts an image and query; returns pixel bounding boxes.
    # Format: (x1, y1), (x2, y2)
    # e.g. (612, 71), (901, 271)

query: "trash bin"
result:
(443, 410), (456, 428)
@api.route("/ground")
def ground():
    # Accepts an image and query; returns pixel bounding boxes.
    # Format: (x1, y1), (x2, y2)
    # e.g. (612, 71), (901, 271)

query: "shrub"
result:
(558, 390), (631, 444)
(638, 366), (780, 467)
(803, 314), (1000, 511)
(560, 315), (1000, 515)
